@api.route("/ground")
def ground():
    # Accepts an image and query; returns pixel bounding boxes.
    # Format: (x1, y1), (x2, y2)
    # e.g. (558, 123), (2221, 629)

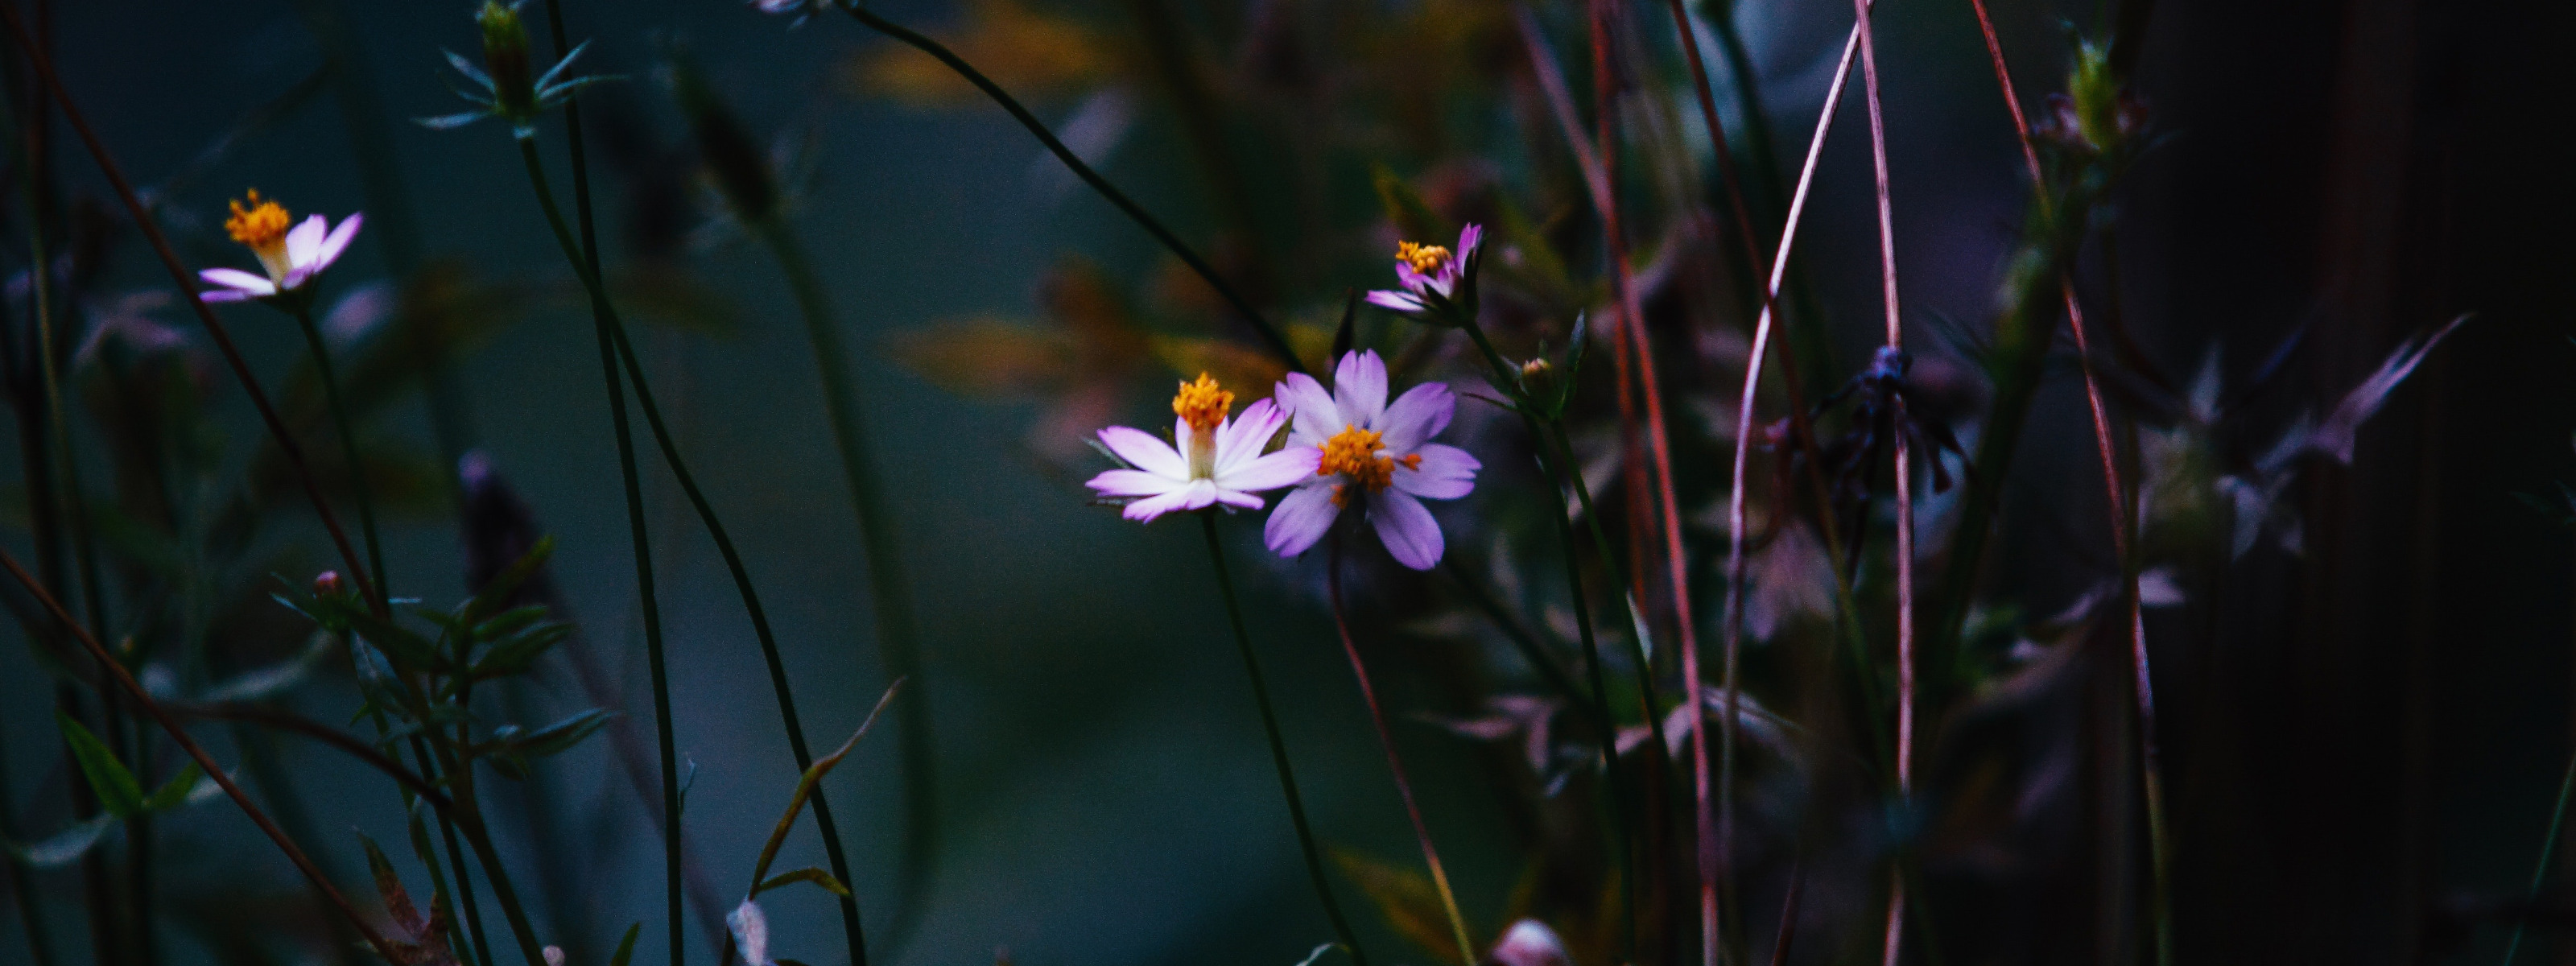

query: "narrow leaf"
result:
(56, 711), (143, 816)
(141, 761), (208, 812)
(753, 866), (852, 898)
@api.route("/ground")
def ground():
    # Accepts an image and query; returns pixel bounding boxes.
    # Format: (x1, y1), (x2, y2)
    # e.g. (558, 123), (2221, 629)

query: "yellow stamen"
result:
(1319, 424), (1396, 506)
(1171, 372), (1234, 432)
(1395, 240), (1451, 276)
(225, 189), (295, 282)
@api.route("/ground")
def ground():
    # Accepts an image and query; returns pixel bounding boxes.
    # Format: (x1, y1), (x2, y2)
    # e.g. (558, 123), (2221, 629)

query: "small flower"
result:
(312, 570), (345, 597)
(1364, 224), (1483, 321)
(728, 898), (775, 966)
(196, 190), (362, 303)
(421, 2), (617, 137)
(1488, 919), (1571, 966)
(1265, 349), (1480, 570)
(1086, 373), (1316, 522)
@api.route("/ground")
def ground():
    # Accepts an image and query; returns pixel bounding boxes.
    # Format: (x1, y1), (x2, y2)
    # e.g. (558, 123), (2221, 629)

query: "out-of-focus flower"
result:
(1265, 350), (1480, 569)
(1086, 374), (1315, 522)
(196, 191), (362, 303)
(728, 898), (774, 966)
(421, 2), (615, 138)
(840, 0), (1111, 104)
(1364, 224), (1482, 323)
(1488, 919), (1571, 966)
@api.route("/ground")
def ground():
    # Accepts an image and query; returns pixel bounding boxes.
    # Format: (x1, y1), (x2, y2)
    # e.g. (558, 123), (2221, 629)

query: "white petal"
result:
(1364, 290), (1426, 313)
(1218, 446), (1320, 493)
(199, 267), (275, 295)
(1391, 444), (1480, 500)
(1274, 373), (1341, 446)
(312, 213), (364, 272)
(1263, 482), (1340, 559)
(1174, 478), (1220, 513)
(1087, 469), (1185, 497)
(1368, 489), (1444, 570)
(283, 214), (328, 267)
(1214, 398), (1286, 475)
(1212, 486), (1265, 511)
(1334, 350), (1389, 429)
(1377, 382), (1454, 455)
(1097, 425), (1187, 479)
(1122, 485), (1199, 522)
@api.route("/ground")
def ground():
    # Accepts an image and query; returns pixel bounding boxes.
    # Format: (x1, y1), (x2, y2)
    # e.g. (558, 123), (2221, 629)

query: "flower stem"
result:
(290, 305), (390, 607)
(514, 136), (681, 966)
(2501, 744), (2576, 965)
(1198, 514), (1368, 965)
(755, 220), (931, 952)
(1327, 536), (1476, 965)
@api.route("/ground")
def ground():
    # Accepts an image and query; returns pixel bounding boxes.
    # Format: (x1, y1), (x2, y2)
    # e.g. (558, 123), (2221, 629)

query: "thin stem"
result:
(291, 305), (390, 606)
(1197, 514), (1368, 966)
(514, 137), (680, 966)
(1963, 6), (2170, 960)
(832, 2), (1304, 374)
(1327, 536), (1476, 965)
(0, 548), (402, 961)
(166, 704), (449, 809)
(2502, 744), (2576, 965)
(756, 221), (928, 953)
(0, 0), (378, 608)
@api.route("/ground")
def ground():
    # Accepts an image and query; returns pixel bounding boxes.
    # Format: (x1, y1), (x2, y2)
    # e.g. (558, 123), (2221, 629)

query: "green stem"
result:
(514, 137), (680, 966)
(2501, 745), (2576, 965)
(754, 222), (928, 953)
(1198, 514), (1368, 966)
(1436, 557), (1591, 720)
(290, 306), (390, 607)
(829, 1), (1305, 375)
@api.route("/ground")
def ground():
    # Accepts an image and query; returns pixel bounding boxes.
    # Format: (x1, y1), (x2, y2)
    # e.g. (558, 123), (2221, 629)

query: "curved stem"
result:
(1327, 536), (1476, 965)
(1198, 514), (1368, 966)
(830, 1), (1304, 375)
(290, 306), (390, 605)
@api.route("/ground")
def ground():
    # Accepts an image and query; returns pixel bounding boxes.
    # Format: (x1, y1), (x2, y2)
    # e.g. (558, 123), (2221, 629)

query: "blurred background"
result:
(5, 0), (2574, 964)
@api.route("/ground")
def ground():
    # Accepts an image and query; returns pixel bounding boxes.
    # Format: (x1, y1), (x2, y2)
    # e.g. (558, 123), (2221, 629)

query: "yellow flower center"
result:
(1317, 424), (1421, 506)
(225, 190), (295, 281)
(1396, 241), (1451, 276)
(1171, 372), (1234, 433)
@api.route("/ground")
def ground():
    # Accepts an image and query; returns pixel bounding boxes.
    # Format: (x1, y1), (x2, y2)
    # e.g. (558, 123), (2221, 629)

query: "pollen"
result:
(1171, 373), (1234, 432)
(225, 190), (291, 250)
(1395, 240), (1451, 276)
(1319, 424), (1396, 501)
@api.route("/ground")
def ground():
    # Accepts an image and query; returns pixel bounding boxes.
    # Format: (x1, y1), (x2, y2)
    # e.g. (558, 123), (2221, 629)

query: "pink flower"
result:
(1264, 350), (1480, 569)
(1086, 374), (1318, 522)
(198, 190), (362, 303)
(1364, 224), (1482, 317)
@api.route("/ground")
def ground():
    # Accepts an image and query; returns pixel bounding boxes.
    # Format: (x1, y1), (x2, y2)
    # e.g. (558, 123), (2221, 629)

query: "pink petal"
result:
(1263, 482), (1340, 559)
(1367, 489), (1444, 570)
(1333, 349), (1388, 429)
(196, 287), (255, 303)
(1364, 289), (1426, 314)
(312, 213), (364, 273)
(1123, 481), (1210, 522)
(1097, 425), (1187, 479)
(1392, 443), (1479, 500)
(200, 267), (276, 295)
(1087, 469), (1184, 498)
(1220, 446), (1320, 493)
(1213, 398), (1286, 475)
(1456, 223), (1484, 260)
(1213, 487), (1265, 511)
(283, 214), (328, 267)
(1393, 262), (1433, 292)
(1377, 382), (1454, 455)
(1274, 373), (1342, 446)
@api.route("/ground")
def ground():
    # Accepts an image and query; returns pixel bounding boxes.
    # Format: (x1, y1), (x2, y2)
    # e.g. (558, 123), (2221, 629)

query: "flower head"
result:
(1265, 349), (1480, 569)
(1086, 374), (1317, 522)
(198, 190), (363, 303)
(1365, 224), (1483, 323)
(421, 2), (617, 137)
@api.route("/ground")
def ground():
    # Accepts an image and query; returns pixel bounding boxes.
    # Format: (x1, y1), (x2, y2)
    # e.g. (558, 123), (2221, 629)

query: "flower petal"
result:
(1264, 481), (1340, 559)
(1392, 443), (1480, 500)
(196, 287), (256, 303)
(1368, 489), (1445, 570)
(1213, 486), (1265, 511)
(1098, 425), (1187, 479)
(1456, 223), (1484, 260)
(1214, 398), (1286, 475)
(312, 213), (364, 273)
(1087, 469), (1184, 498)
(1334, 349), (1389, 429)
(1364, 290), (1425, 314)
(1121, 481), (1205, 522)
(283, 215), (328, 267)
(1220, 446), (1321, 493)
(1274, 373), (1341, 446)
(1377, 382), (1454, 455)
(198, 268), (275, 296)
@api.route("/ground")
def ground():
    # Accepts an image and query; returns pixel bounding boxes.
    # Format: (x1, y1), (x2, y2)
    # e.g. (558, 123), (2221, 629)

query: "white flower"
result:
(1264, 349), (1480, 570)
(1086, 374), (1317, 522)
(197, 190), (362, 303)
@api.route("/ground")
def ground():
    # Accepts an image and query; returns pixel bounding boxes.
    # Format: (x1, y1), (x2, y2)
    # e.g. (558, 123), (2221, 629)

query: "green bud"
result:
(478, 2), (537, 118)
(2068, 41), (2121, 155)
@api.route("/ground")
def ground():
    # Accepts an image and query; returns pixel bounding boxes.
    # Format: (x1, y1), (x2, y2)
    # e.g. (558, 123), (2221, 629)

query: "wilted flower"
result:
(1086, 374), (1315, 522)
(421, 2), (615, 137)
(1364, 224), (1483, 322)
(1265, 350), (1480, 569)
(196, 191), (362, 303)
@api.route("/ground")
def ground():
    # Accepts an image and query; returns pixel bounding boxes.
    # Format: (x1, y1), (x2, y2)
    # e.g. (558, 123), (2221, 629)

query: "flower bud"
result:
(1486, 919), (1569, 966)
(1517, 357), (1554, 395)
(478, 2), (538, 118)
(312, 570), (345, 597)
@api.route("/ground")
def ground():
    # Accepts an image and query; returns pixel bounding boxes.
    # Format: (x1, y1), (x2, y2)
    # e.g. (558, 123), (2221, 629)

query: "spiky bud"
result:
(478, 2), (538, 118)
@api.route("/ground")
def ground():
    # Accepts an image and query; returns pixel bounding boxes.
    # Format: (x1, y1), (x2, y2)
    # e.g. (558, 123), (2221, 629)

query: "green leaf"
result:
(752, 866), (852, 898)
(748, 681), (904, 888)
(343, 608), (445, 673)
(609, 923), (642, 966)
(469, 622), (572, 680)
(504, 708), (617, 760)
(2, 815), (114, 867)
(56, 712), (143, 817)
(141, 761), (208, 813)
